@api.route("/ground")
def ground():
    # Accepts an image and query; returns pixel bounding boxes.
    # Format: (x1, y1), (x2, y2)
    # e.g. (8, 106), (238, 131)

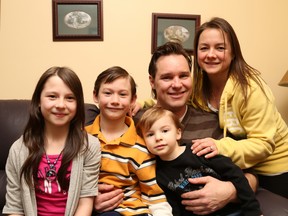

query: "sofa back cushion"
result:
(0, 100), (30, 170)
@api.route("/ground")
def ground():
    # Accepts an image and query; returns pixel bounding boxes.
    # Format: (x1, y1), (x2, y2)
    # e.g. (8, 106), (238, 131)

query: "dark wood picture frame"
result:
(152, 13), (200, 55)
(52, 0), (103, 41)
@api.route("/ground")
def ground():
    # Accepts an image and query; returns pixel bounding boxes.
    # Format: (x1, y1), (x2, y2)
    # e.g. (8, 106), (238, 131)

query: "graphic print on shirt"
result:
(35, 154), (71, 195)
(36, 164), (62, 194)
(225, 103), (246, 137)
(167, 166), (220, 195)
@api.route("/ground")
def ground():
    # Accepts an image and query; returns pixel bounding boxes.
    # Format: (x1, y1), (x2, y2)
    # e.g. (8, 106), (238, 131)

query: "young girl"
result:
(3, 66), (101, 216)
(137, 106), (262, 216)
(85, 66), (172, 216)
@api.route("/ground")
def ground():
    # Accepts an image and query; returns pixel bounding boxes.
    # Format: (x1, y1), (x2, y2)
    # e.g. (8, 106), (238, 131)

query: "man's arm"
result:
(180, 161), (259, 215)
(93, 184), (124, 213)
(181, 176), (237, 215)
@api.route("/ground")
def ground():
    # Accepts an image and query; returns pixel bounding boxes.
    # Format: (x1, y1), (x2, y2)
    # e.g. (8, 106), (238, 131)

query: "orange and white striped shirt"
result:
(85, 116), (171, 215)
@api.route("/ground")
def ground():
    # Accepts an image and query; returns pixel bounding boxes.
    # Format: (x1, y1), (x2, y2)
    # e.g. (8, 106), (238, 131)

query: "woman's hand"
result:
(94, 184), (124, 213)
(181, 176), (237, 215)
(191, 138), (218, 158)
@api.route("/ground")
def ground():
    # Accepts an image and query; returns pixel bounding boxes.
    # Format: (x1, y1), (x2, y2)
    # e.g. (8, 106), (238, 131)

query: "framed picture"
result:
(52, 0), (103, 41)
(152, 13), (200, 55)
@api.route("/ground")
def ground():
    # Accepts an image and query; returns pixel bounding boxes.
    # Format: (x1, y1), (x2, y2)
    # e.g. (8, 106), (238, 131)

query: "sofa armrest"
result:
(256, 187), (288, 215)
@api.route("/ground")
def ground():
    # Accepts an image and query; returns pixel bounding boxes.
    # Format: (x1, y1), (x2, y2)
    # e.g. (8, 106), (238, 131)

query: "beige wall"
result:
(1, 0), (288, 123)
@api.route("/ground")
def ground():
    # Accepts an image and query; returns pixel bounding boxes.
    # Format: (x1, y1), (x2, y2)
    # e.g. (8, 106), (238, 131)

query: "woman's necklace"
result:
(45, 150), (63, 182)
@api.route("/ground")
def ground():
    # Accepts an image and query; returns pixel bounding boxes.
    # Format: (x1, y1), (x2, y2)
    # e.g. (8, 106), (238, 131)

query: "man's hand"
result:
(94, 184), (124, 213)
(181, 176), (237, 215)
(129, 102), (142, 117)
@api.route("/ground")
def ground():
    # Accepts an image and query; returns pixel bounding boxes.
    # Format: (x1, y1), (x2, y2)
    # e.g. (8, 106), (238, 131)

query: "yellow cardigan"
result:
(213, 77), (288, 175)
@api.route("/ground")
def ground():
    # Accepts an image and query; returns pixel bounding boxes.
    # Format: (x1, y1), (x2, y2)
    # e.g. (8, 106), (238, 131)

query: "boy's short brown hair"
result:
(136, 106), (183, 138)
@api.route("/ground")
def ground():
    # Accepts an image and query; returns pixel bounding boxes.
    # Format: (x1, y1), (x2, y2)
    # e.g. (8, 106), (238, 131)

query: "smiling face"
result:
(94, 77), (136, 121)
(40, 75), (77, 131)
(197, 28), (233, 78)
(142, 113), (182, 161)
(149, 54), (192, 118)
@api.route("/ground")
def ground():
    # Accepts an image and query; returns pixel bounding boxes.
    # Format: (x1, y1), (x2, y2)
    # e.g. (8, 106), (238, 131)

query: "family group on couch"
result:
(2, 17), (288, 216)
